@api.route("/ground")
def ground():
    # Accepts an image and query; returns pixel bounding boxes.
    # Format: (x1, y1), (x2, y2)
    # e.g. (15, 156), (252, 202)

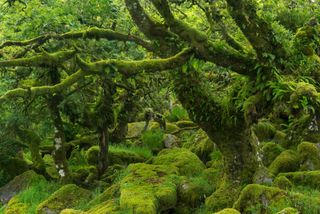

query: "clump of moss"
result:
(261, 142), (284, 167)
(269, 150), (300, 175)
(36, 184), (92, 214)
(214, 208), (241, 214)
(152, 148), (205, 177)
(297, 141), (320, 170)
(273, 176), (293, 190)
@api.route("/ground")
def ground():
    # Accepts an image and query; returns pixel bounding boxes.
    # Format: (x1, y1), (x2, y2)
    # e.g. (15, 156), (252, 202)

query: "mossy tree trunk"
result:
(95, 77), (115, 177)
(47, 67), (70, 183)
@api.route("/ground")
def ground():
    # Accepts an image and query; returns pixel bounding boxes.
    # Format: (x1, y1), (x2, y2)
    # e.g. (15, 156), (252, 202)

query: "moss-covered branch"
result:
(150, 0), (255, 75)
(0, 69), (87, 103)
(76, 48), (193, 77)
(0, 50), (76, 67)
(0, 27), (154, 51)
(124, 0), (173, 41)
(225, 0), (288, 61)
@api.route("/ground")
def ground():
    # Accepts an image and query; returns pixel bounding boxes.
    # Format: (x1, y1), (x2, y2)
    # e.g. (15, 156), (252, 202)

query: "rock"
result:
(214, 208), (241, 214)
(153, 148), (206, 177)
(36, 184), (92, 214)
(297, 141), (320, 170)
(163, 134), (180, 148)
(0, 170), (45, 204)
(119, 163), (179, 213)
(269, 150), (300, 175)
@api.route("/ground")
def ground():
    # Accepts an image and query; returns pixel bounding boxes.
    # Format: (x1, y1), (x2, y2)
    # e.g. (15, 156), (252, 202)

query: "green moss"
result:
(261, 142), (284, 167)
(273, 176), (293, 190)
(253, 121), (276, 142)
(214, 208), (241, 214)
(279, 171), (320, 189)
(36, 184), (92, 214)
(4, 196), (28, 214)
(297, 141), (320, 170)
(120, 163), (179, 213)
(276, 207), (299, 214)
(153, 148), (205, 177)
(269, 150), (300, 175)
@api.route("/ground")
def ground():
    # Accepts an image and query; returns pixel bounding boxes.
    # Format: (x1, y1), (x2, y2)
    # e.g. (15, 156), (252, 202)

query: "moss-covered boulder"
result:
(269, 150), (300, 175)
(214, 208), (241, 214)
(190, 137), (215, 162)
(297, 141), (320, 171)
(153, 148), (205, 177)
(273, 176), (293, 190)
(234, 184), (320, 213)
(120, 163), (179, 213)
(36, 184), (92, 214)
(0, 170), (45, 204)
(261, 142), (284, 167)
(279, 170), (320, 189)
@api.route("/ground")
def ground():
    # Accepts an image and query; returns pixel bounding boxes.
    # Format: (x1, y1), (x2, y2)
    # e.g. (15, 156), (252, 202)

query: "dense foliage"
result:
(0, 0), (319, 213)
